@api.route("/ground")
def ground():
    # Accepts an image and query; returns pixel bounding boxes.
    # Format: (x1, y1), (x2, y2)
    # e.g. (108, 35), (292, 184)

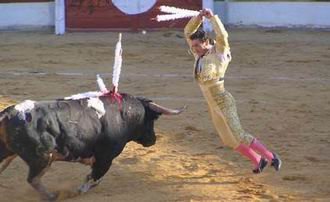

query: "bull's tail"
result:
(0, 109), (16, 174)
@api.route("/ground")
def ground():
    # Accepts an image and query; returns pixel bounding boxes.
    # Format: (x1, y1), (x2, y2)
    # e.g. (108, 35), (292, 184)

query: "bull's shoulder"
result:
(99, 94), (147, 109)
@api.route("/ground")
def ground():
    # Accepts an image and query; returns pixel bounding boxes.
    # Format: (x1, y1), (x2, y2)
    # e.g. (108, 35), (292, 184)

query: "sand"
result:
(0, 28), (329, 201)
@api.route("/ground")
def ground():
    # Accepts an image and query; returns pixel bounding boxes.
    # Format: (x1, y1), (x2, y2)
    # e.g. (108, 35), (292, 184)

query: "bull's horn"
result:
(148, 102), (187, 115)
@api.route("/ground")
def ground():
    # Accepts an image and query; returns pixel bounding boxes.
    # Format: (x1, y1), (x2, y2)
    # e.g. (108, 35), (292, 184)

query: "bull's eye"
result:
(25, 113), (32, 122)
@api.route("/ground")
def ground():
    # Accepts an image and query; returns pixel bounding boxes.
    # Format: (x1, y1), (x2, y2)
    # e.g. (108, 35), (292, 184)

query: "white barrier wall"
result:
(203, 0), (214, 32)
(0, 2), (55, 29)
(215, 2), (330, 28)
(0, 2), (330, 31)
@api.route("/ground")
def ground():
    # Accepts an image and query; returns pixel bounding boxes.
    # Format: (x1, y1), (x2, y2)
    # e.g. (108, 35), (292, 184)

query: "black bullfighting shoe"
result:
(271, 153), (282, 171)
(253, 158), (268, 174)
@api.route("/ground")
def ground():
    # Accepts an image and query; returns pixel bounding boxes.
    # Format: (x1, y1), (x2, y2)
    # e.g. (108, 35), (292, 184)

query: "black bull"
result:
(0, 93), (185, 201)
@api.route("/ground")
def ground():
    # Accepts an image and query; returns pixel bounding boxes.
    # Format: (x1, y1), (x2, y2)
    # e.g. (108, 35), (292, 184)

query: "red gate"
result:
(65, 0), (202, 31)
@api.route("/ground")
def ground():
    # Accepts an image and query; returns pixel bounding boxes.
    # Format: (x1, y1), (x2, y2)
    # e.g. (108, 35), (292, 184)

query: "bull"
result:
(0, 92), (185, 201)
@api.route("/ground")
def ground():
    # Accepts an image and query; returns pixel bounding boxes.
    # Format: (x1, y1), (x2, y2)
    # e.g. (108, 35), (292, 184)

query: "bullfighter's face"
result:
(191, 39), (209, 57)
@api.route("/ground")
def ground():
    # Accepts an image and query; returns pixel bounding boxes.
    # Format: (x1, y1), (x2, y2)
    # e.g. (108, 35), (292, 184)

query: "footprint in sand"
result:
(182, 162), (199, 172)
(55, 189), (80, 201)
(184, 125), (201, 132)
(136, 149), (156, 157)
(207, 168), (224, 176)
(118, 157), (139, 165)
(282, 175), (308, 182)
(173, 132), (187, 141)
(304, 156), (321, 162)
(237, 179), (279, 200)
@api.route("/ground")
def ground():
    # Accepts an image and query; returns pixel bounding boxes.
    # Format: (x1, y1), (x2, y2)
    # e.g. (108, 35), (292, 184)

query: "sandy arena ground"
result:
(0, 28), (329, 201)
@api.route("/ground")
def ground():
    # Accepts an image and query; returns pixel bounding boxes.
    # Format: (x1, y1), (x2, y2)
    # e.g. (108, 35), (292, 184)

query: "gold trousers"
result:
(200, 83), (254, 148)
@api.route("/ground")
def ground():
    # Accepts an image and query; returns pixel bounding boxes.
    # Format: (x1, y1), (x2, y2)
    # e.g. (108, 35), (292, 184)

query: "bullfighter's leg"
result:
(26, 157), (57, 201)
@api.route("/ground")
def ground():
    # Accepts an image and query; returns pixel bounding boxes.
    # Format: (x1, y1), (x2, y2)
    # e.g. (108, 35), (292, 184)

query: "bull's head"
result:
(135, 98), (186, 147)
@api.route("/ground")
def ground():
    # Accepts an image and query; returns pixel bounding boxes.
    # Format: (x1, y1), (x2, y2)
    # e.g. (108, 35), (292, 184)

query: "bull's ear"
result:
(148, 102), (187, 115)
(136, 97), (153, 108)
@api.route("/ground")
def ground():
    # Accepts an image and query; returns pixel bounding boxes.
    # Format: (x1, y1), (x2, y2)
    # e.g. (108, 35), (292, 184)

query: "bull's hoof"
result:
(77, 183), (91, 194)
(141, 141), (156, 147)
(77, 178), (102, 194)
(41, 192), (58, 202)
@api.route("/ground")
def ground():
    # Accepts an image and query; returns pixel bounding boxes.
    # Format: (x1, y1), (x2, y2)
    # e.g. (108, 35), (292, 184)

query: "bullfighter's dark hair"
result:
(190, 29), (208, 42)
(189, 29), (215, 45)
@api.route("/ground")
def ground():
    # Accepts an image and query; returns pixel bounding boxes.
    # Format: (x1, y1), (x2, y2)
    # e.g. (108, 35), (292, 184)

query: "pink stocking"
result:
(250, 138), (274, 162)
(235, 144), (261, 168)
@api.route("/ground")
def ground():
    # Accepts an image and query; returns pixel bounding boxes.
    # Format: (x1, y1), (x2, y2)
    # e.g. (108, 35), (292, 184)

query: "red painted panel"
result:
(66, 0), (202, 31)
(0, 0), (52, 2)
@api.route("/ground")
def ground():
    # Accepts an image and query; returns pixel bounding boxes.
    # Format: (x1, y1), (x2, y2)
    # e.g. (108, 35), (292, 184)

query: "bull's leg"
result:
(27, 159), (57, 201)
(78, 143), (125, 193)
(76, 156), (95, 166)
(78, 159), (112, 193)
(0, 154), (17, 174)
(0, 139), (16, 174)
